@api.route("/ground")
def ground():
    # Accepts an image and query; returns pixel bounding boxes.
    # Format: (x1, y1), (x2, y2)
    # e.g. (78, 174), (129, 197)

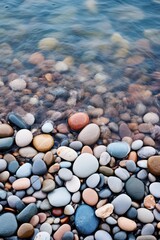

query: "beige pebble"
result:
(22, 196), (36, 204)
(30, 215), (39, 227)
(28, 52), (44, 65)
(17, 223), (34, 238)
(42, 179), (55, 192)
(118, 217), (137, 231)
(33, 134), (54, 152)
(0, 124), (14, 137)
(144, 195), (156, 209)
(43, 151), (54, 166)
(57, 146), (78, 162)
(82, 188), (99, 206)
(96, 199), (108, 209)
(53, 224), (71, 240)
(12, 178), (30, 190)
(0, 171), (10, 182)
(95, 203), (114, 218)
(78, 123), (100, 145)
(81, 145), (93, 154)
(19, 147), (37, 158)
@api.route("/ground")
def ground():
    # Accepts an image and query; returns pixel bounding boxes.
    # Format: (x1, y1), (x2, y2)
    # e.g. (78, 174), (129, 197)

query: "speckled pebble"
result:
(57, 146), (78, 162)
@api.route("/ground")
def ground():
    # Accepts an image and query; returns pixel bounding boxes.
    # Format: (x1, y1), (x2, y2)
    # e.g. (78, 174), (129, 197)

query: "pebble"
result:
(53, 224), (71, 240)
(94, 230), (112, 240)
(16, 163), (32, 178)
(17, 203), (38, 222)
(148, 155), (160, 176)
(73, 153), (99, 178)
(0, 137), (14, 151)
(126, 207), (137, 219)
(40, 222), (52, 234)
(19, 147), (37, 158)
(137, 208), (154, 223)
(115, 167), (130, 181)
(107, 141), (130, 158)
(81, 145), (93, 154)
(108, 176), (123, 193)
(125, 177), (145, 200)
(30, 175), (41, 190)
(38, 37), (58, 50)
(137, 160), (147, 168)
(72, 191), (81, 203)
(0, 212), (18, 237)
(112, 194), (131, 215)
(131, 140), (143, 150)
(137, 146), (156, 158)
(78, 123), (100, 145)
(68, 112), (89, 131)
(58, 168), (73, 181)
(99, 166), (113, 176)
(34, 232), (50, 240)
(126, 160), (137, 172)
(42, 179), (55, 192)
(48, 187), (71, 207)
(99, 152), (111, 165)
(86, 173), (100, 188)
(144, 195), (156, 209)
(0, 124), (14, 137)
(118, 217), (137, 231)
(9, 78), (27, 91)
(75, 204), (99, 235)
(136, 236), (156, 240)
(41, 121), (54, 133)
(69, 141), (83, 151)
(95, 203), (114, 218)
(12, 178), (30, 190)
(114, 231), (127, 240)
(57, 146), (78, 161)
(149, 182), (160, 198)
(15, 129), (33, 147)
(64, 204), (75, 215)
(93, 145), (107, 158)
(143, 112), (159, 124)
(141, 223), (155, 235)
(62, 231), (74, 240)
(65, 175), (81, 193)
(119, 122), (132, 138)
(32, 159), (47, 175)
(82, 188), (98, 206)
(17, 223), (34, 238)
(8, 112), (29, 129)
(0, 159), (7, 172)
(33, 134), (54, 152)
(137, 169), (148, 179)
(22, 113), (35, 126)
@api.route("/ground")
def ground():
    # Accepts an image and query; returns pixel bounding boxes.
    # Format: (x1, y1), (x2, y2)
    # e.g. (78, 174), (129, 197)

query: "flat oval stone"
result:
(148, 156), (160, 176)
(64, 204), (75, 215)
(53, 224), (71, 240)
(107, 141), (130, 158)
(68, 112), (89, 131)
(0, 213), (18, 237)
(78, 123), (100, 145)
(149, 182), (160, 198)
(138, 146), (156, 158)
(17, 223), (34, 238)
(82, 188), (98, 206)
(95, 230), (112, 240)
(108, 176), (123, 193)
(17, 203), (37, 222)
(0, 159), (7, 172)
(125, 177), (145, 201)
(42, 179), (55, 192)
(15, 129), (33, 147)
(31, 175), (41, 190)
(99, 152), (111, 165)
(114, 231), (127, 240)
(0, 137), (14, 151)
(75, 204), (99, 235)
(65, 175), (81, 193)
(32, 159), (47, 175)
(0, 124), (14, 137)
(115, 167), (130, 181)
(137, 208), (154, 223)
(86, 173), (100, 188)
(136, 236), (156, 240)
(12, 178), (30, 190)
(69, 141), (83, 151)
(33, 134), (54, 152)
(48, 187), (71, 207)
(119, 122), (132, 138)
(95, 203), (114, 218)
(16, 163), (32, 178)
(41, 121), (54, 133)
(112, 194), (131, 215)
(8, 112), (29, 129)
(131, 140), (143, 150)
(118, 217), (137, 231)
(126, 160), (137, 172)
(93, 145), (107, 158)
(141, 223), (155, 235)
(143, 112), (159, 124)
(19, 147), (37, 158)
(57, 146), (78, 161)
(34, 231), (50, 240)
(58, 168), (73, 181)
(73, 153), (99, 178)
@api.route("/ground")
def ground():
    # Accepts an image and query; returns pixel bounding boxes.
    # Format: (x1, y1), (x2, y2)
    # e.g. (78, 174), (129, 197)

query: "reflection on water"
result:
(0, 0), (160, 122)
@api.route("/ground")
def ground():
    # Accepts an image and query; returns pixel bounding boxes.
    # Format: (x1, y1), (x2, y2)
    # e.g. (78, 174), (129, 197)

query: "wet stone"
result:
(62, 231), (74, 240)
(7, 112), (29, 129)
(41, 121), (54, 133)
(0, 137), (14, 151)
(119, 122), (132, 138)
(8, 160), (19, 174)
(107, 141), (130, 158)
(0, 124), (14, 137)
(68, 112), (90, 131)
(125, 177), (145, 201)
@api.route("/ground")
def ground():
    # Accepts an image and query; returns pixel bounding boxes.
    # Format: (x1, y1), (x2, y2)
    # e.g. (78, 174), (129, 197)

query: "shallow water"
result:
(0, 0), (160, 122)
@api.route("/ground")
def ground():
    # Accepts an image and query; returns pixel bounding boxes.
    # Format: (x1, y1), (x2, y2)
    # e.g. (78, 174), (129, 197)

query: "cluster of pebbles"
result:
(0, 111), (160, 239)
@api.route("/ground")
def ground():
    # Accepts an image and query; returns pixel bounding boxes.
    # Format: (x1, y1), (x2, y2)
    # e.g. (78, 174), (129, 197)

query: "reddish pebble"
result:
(68, 112), (89, 131)
(52, 208), (63, 217)
(30, 215), (39, 227)
(38, 212), (47, 223)
(12, 178), (30, 190)
(57, 123), (69, 133)
(53, 224), (71, 240)
(81, 145), (93, 154)
(127, 151), (137, 162)
(82, 188), (99, 206)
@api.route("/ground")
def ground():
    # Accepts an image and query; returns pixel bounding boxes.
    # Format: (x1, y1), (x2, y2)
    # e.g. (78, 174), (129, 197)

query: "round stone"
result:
(131, 140), (143, 150)
(0, 212), (18, 237)
(16, 163), (32, 178)
(15, 129), (33, 147)
(143, 112), (159, 124)
(125, 177), (145, 201)
(108, 176), (123, 193)
(68, 112), (89, 131)
(95, 203), (114, 218)
(78, 123), (100, 145)
(64, 204), (75, 215)
(32, 159), (47, 175)
(73, 153), (99, 178)
(17, 223), (34, 238)
(48, 187), (71, 207)
(42, 179), (55, 192)
(69, 141), (83, 151)
(99, 152), (111, 165)
(65, 175), (81, 193)
(33, 134), (54, 152)
(149, 182), (160, 198)
(0, 124), (14, 137)
(93, 145), (107, 158)
(58, 168), (73, 181)
(75, 204), (99, 235)
(34, 232), (50, 240)
(19, 147), (37, 158)
(137, 146), (156, 158)
(112, 194), (131, 215)
(41, 121), (54, 133)
(12, 178), (30, 190)
(137, 208), (154, 223)
(148, 156), (160, 176)
(118, 217), (137, 231)
(57, 146), (78, 162)
(82, 188), (98, 206)
(107, 141), (130, 158)
(95, 230), (112, 240)
(9, 78), (27, 91)
(115, 167), (130, 181)
(141, 223), (155, 235)
(86, 173), (100, 188)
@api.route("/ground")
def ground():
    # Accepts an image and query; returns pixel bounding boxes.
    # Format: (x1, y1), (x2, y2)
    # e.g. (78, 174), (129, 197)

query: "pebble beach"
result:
(1, 0), (160, 239)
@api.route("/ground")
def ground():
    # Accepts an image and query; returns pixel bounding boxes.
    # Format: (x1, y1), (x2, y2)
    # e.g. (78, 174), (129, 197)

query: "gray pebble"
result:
(0, 190), (7, 200)
(94, 230), (112, 240)
(127, 207), (137, 219)
(137, 146), (156, 158)
(84, 236), (94, 240)
(114, 231), (127, 240)
(0, 212), (18, 237)
(41, 121), (54, 133)
(0, 159), (7, 172)
(16, 163), (32, 178)
(40, 222), (52, 235)
(60, 161), (72, 168)
(137, 169), (148, 180)
(72, 191), (81, 203)
(106, 216), (117, 225)
(40, 199), (52, 211)
(99, 189), (112, 198)
(141, 223), (155, 235)
(30, 175), (41, 191)
(115, 167), (130, 181)
(17, 203), (37, 222)
(99, 152), (111, 165)
(86, 173), (100, 188)
(62, 231), (74, 240)
(69, 141), (83, 151)
(112, 194), (131, 215)
(48, 187), (71, 207)
(153, 209), (160, 221)
(126, 160), (137, 172)
(32, 159), (47, 175)
(125, 177), (145, 201)
(93, 145), (107, 158)
(8, 161), (19, 174)
(108, 176), (123, 193)
(137, 208), (154, 223)
(149, 182), (160, 198)
(58, 168), (73, 181)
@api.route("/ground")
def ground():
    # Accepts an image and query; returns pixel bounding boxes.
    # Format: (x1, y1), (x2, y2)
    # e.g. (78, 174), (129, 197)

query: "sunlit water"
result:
(0, 0), (160, 122)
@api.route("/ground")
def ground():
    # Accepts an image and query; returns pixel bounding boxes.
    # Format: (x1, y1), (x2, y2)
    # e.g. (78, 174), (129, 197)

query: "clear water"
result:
(0, 0), (160, 121)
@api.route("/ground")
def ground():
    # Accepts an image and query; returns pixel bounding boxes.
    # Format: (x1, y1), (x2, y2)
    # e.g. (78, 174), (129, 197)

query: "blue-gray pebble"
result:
(125, 177), (145, 201)
(114, 231), (127, 240)
(62, 231), (74, 240)
(107, 141), (130, 158)
(0, 213), (18, 237)
(32, 159), (47, 175)
(16, 203), (37, 222)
